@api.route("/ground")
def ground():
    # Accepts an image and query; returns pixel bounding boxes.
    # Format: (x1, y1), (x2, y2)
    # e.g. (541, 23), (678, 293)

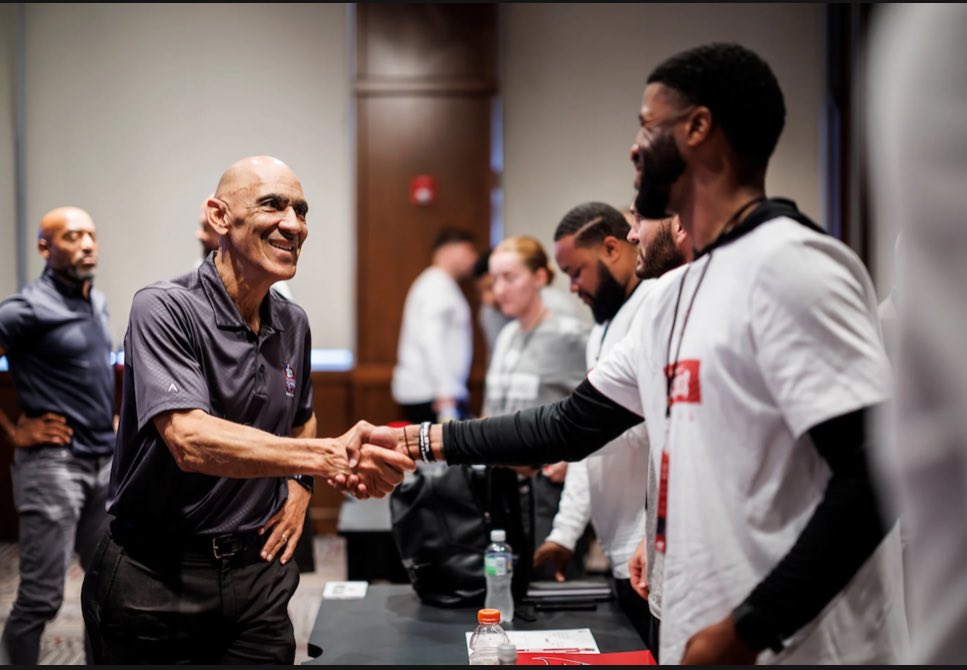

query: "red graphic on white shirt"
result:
(664, 359), (701, 406)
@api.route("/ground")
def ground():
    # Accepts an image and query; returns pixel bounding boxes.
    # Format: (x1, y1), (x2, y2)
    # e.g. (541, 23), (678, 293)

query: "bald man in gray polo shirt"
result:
(80, 156), (414, 664)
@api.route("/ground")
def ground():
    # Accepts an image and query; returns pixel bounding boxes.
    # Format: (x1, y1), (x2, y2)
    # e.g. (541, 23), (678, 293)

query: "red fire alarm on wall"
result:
(410, 175), (436, 206)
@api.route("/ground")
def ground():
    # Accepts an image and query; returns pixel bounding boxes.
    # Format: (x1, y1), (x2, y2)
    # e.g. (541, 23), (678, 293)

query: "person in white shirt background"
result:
(391, 228), (479, 423)
(868, 3), (967, 664)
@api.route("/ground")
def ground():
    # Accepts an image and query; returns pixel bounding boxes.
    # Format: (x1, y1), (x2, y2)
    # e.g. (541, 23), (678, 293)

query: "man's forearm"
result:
(392, 380), (641, 465)
(442, 380), (641, 465)
(155, 409), (348, 480)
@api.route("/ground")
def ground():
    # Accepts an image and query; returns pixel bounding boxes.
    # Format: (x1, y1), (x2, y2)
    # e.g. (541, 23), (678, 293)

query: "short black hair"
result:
(647, 43), (786, 174)
(553, 202), (630, 247)
(432, 226), (476, 251)
(472, 247), (492, 279)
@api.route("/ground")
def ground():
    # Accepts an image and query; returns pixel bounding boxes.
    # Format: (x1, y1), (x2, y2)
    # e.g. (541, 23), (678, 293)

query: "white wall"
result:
(22, 3), (353, 349)
(0, 5), (16, 300)
(500, 3), (825, 296)
(8, 4), (830, 348)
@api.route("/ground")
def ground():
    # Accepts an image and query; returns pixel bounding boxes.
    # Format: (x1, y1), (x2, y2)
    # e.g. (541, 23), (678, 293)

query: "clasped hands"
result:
(324, 421), (415, 499)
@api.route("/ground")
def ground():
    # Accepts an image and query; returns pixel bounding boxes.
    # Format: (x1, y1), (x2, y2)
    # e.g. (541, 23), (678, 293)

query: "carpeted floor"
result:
(0, 535), (348, 665)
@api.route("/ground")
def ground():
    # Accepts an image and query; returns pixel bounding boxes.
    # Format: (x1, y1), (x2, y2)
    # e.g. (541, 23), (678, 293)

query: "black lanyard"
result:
(655, 194), (765, 554)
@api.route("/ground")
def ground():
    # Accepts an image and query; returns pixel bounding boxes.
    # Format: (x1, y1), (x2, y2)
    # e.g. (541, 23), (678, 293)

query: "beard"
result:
(637, 221), (687, 280)
(635, 130), (686, 219)
(589, 261), (627, 324)
(58, 263), (95, 283)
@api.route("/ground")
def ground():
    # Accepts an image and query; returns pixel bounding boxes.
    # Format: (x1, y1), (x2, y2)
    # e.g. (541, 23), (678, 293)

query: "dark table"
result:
(304, 584), (644, 665)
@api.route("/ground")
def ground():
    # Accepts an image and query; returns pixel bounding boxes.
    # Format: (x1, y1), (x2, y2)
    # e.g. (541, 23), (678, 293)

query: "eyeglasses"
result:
(638, 106), (696, 141)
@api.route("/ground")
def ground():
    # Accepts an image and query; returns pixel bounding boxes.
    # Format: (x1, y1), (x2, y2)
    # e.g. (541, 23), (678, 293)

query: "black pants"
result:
(613, 576), (660, 660)
(81, 526), (300, 664)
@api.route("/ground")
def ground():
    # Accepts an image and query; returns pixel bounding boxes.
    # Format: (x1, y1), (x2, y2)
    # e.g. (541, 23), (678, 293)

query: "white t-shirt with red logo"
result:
(588, 216), (908, 664)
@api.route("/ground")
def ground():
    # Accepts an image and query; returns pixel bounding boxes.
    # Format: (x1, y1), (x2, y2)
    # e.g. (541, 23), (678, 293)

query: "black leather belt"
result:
(110, 521), (264, 564)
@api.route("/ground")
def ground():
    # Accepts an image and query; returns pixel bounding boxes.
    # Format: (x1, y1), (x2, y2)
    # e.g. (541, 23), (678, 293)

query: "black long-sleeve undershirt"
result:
(732, 404), (896, 652)
(443, 379), (642, 466)
(443, 381), (894, 650)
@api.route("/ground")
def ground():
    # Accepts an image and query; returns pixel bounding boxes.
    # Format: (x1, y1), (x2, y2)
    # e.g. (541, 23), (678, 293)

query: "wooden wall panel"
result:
(356, 94), (492, 367)
(354, 4), (497, 425)
(357, 4), (496, 83)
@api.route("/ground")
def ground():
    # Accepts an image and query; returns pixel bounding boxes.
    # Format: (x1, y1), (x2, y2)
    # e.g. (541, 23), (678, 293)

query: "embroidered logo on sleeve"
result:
(664, 359), (701, 405)
(283, 362), (296, 398)
(167, 382), (178, 393)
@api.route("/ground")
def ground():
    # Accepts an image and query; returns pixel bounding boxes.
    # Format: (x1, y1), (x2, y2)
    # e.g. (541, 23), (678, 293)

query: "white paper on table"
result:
(322, 581), (368, 600)
(465, 628), (599, 657)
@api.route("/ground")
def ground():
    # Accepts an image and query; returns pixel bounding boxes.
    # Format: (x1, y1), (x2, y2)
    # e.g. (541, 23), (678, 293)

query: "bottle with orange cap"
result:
(468, 608), (510, 665)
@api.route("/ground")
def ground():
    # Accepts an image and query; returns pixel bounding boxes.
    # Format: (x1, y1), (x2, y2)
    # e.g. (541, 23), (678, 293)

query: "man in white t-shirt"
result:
(391, 228), (479, 423)
(370, 43), (907, 666)
(592, 43), (906, 664)
(538, 201), (689, 654)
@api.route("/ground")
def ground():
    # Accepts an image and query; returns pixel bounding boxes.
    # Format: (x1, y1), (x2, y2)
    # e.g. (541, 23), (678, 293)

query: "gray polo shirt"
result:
(107, 256), (314, 537)
(0, 268), (115, 457)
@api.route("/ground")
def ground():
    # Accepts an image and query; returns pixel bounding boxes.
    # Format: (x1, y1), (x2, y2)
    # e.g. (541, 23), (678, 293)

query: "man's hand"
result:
(533, 540), (572, 582)
(323, 420), (377, 492)
(259, 479), (311, 564)
(12, 413), (72, 448)
(628, 538), (648, 600)
(326, 424), (415, 499)
(351, 444), (414, 499)
(541, 461), (568, 484)
(365, 424), (408, 455)
(681, 615), (759, 665)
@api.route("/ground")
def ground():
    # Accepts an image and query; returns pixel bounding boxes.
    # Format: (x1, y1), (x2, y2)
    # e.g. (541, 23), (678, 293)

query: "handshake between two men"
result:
(320, 421), (438, 499)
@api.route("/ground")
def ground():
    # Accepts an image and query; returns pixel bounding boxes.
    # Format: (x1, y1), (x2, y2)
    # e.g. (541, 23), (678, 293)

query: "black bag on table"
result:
(389, 463), (532, 608)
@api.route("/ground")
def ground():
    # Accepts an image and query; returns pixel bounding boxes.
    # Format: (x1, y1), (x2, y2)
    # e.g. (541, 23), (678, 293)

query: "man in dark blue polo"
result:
(80, 155), (414, 664)
(0, 206), (115, 665)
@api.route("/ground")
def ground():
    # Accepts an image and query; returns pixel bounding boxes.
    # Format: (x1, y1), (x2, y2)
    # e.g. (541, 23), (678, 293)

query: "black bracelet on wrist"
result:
(288, 474), (315, 494)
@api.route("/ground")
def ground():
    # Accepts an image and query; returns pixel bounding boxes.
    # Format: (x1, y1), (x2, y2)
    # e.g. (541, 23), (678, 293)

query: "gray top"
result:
(0, 268), (115, 457)
(107, 256), (314, 537)
(483, 312), (589, 418)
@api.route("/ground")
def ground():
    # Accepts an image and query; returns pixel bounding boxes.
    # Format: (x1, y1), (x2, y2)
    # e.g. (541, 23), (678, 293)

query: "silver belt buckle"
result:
(212, 534), (242, 559)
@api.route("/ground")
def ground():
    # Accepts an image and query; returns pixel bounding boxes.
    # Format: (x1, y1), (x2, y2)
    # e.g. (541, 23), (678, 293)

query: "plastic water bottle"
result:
(484, 529), (514, 623)
(469, 608), (510, 665)
(497, 643), (517, 665)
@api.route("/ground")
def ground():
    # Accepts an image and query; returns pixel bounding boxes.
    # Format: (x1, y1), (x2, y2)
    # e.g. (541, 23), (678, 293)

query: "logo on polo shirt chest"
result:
(283, 362), (296, 398)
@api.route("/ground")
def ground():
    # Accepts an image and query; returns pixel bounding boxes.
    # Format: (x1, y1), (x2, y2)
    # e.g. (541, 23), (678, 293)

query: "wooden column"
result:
(353, 3), (497, 424)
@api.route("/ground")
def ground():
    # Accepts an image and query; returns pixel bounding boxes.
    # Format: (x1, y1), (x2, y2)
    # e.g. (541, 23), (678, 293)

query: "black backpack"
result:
(389, 464), (532, 608)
